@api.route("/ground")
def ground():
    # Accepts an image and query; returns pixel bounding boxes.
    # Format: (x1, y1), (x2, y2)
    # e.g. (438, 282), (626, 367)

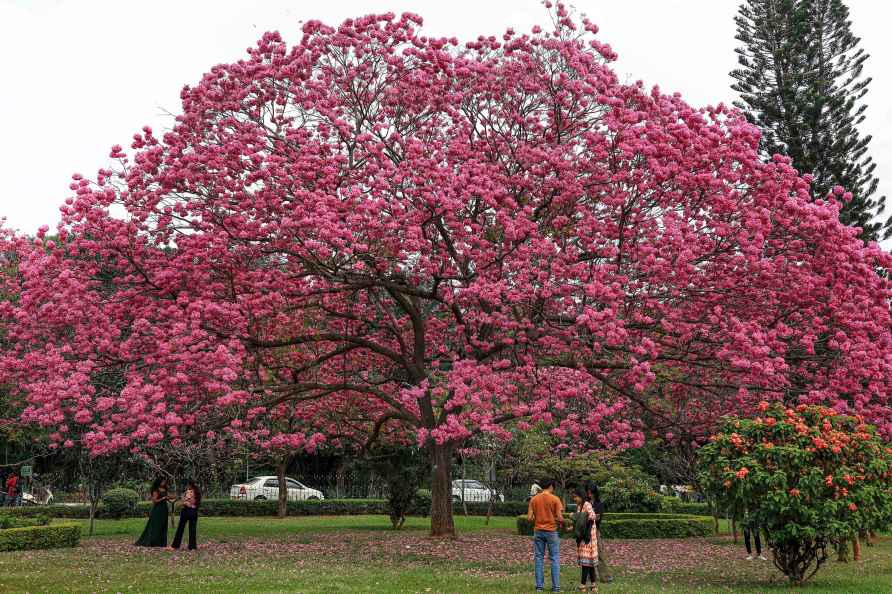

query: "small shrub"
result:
(700, 403), (892, 586)
(0, 523), (81, 552)
(601, 477), (662, 512)
(102, 488), (139, 519)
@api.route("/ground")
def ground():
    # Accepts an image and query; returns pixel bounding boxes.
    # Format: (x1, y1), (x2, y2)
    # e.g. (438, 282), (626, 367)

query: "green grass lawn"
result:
(0, 515), (889, 593)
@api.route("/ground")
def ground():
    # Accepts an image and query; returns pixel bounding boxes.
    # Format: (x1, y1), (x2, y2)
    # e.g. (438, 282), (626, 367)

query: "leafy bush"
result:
(366, 446), (427, 529)
(601, 477), (662, 512)
(699, 403), (892, 586)
(659, 496), (710, 516)
(515, 513), (711, 539)
(102, 488), (139, 519)
(0, 523), (80, 552)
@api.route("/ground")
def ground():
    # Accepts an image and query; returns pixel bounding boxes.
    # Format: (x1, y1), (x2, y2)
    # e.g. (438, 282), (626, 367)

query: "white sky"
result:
(2, 0), (891, 245)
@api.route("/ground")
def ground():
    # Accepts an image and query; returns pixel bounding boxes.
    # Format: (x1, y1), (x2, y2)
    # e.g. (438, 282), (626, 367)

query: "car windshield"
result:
(286, 480), (304, 489)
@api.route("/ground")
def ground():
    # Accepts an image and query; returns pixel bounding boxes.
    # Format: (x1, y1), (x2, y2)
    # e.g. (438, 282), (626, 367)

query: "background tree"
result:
(731, 0), (890, 241)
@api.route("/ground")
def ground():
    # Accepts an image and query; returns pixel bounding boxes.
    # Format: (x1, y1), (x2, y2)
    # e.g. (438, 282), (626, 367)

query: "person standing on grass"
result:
(528, 478), (564, 592)
(743, 508), (767, 561)
(170, 479), (201, 551)
(4, 471), (18, 507)
(571, 487), (598, 591)
(585, 482), (612, 583)
(135, 477), (175, 547)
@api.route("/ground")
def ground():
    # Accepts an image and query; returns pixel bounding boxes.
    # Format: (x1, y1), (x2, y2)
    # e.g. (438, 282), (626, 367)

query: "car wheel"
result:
(308, 496), (320, 501)
(254, 495), (266, 501)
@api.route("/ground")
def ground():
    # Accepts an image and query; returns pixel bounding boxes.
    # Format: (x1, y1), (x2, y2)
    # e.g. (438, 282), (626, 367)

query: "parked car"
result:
(229, 476), (324, 501)
(451, 479), (503, 503)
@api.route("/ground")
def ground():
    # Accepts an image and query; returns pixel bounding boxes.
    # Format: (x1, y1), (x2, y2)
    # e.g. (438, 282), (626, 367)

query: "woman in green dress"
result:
(135, 477), (174, 547)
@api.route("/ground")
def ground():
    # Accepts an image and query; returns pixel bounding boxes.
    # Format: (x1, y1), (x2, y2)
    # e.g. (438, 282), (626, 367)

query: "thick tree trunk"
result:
(852, 534), (861, 561)
(429, 443), (455, 537)
(731, 517), (738, 543)
(276, 459), (288, 519)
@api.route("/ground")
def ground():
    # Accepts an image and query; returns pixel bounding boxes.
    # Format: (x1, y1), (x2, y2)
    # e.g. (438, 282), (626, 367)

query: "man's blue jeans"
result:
(533, 529), (560, 591)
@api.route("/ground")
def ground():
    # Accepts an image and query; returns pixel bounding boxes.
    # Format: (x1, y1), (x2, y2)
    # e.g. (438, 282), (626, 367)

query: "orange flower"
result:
(765, 417), (777, 427)
(789, 488), (800, 497)
(824, 475), (834, 487)
(758, 401), (770, 412)
(849, 503), (858, 512)
(736, 467), (749, 479)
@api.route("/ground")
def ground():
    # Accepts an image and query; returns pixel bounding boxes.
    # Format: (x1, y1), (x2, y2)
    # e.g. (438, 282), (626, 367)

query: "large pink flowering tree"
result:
(2, 5), (892, 535)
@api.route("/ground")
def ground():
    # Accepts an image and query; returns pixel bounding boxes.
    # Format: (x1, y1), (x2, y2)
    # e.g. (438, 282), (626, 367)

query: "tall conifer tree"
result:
(732, 0), (889, 241)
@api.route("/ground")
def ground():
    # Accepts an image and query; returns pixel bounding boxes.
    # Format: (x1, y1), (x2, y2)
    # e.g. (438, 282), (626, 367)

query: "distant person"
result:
(571, 487), (598, 591)
(586, 482), (612, 583)
(743, 508), (767, 561)
(170, 479), (201, 551)
(527, 478), (564, 592)
(135, 477), (175, 547)
(4, 472), (18, 507)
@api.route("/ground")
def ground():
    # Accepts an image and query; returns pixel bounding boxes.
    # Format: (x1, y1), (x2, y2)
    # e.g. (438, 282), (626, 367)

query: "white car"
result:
(451, 479), (504, 503)
(229, 476), (324, 501)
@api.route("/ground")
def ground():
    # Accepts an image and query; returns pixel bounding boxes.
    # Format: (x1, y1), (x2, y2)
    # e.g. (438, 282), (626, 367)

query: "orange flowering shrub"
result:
(699, 403), (892, 585)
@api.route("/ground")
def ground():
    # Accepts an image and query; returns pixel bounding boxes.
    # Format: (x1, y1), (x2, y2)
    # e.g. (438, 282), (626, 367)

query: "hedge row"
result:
(0, 523), (81, 552)
(516, 513), (713, 539)
(658, 496), (711, 516)
(3, 498), (530, 519)
(0, 513), (49, 529)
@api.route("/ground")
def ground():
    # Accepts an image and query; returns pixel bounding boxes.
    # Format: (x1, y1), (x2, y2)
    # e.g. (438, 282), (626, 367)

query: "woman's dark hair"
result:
(188, 479), (202, 507)
(150, 476), (164, 494)
(585, 481), (600, 503)
(574, 486), (590, 502)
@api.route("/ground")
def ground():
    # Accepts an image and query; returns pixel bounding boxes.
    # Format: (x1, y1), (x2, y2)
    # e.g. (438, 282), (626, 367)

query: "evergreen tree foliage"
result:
(732, 0), (889, 241)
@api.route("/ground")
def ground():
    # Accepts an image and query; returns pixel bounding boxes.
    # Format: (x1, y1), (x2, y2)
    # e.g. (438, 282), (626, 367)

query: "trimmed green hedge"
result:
(4, 498), (530, 519)
(0, 513), (50, 529)
(659, 496), (710, 516)
(516, 513), (712, 539)
(0, 523), (81, 552)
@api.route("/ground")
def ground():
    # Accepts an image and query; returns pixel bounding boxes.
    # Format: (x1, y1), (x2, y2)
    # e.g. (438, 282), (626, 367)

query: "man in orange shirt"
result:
(527, 478), (564, 592)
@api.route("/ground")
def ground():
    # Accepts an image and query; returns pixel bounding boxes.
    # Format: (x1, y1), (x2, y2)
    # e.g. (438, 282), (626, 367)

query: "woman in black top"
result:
(171, 479), (201, 550)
